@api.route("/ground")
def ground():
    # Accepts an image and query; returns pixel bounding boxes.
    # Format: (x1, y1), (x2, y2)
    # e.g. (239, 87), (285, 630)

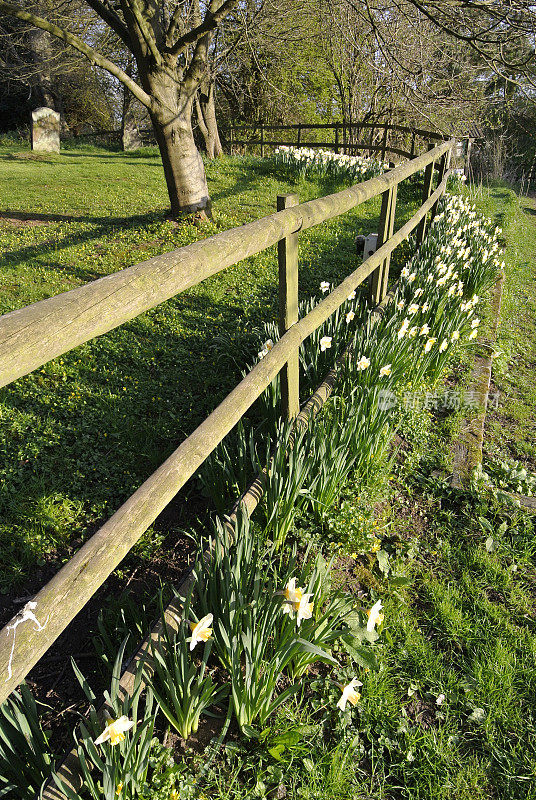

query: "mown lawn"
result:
(0, 145), (423, 595)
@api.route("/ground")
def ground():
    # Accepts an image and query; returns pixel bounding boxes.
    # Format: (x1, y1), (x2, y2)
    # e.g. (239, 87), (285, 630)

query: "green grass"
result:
(464, 184), (536, 469)
(186, 183), (536, 800)
(0, 146), (422, 593)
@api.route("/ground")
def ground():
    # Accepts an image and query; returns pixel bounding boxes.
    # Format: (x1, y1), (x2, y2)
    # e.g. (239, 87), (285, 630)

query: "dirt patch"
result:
(405, 694), (440, 729)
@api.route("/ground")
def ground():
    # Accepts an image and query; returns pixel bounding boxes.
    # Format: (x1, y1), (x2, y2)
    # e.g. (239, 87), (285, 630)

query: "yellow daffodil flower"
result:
(94, 715), (134, 746)
(366, 599), (384, 632)
(336, 678), (363, 711)
(189, 614), (213, 650)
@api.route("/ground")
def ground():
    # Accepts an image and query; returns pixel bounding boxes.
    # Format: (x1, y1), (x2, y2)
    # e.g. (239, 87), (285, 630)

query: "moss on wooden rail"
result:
(0, 169), (450, 703)
(0, 140), (452, 391)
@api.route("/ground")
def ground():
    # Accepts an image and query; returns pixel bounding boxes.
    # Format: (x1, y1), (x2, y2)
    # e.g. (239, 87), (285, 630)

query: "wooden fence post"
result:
(229, 125), (234, 155)
(410, 130), (416, 158)
(381, 124), (388, 160)
(277, 194), (300, 420)
(297, 124), (302, 146)
(260, 122), (264, 157)
(431, 149), (449, 220)
(334, 122), (340, 154)
(416, 143), (435, 246)
(369, 180), (397, 305)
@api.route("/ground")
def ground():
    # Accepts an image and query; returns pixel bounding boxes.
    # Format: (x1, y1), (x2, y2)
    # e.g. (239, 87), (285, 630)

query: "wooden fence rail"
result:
(228, 121), (448, 161)
(0, 137), (453, 704)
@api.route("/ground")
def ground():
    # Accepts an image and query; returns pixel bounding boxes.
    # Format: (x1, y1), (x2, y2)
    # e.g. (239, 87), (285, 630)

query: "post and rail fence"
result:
(0, 136), (454, 720)
(227, 120), (449, 161)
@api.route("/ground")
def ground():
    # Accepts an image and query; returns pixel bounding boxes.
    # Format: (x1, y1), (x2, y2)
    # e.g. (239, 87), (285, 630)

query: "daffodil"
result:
(281, 577), (303, 608)
(357, 355), (370, 370)
(189, 614), (213, 650)
(320, 281), (330, 293)
(336, 678), (363, 711)
(451, 330), (460, 341)
(439, 339), (448, 352)
(366, 599), (384, 632)
(379, 364), (391, 377)
(296, 593), (314, 626)
(408, 272), (416, 283)
(116, 783), (123, 796)
(397, 319), (410, 339)
(407, 303), (419, 315)
(347, 290), (356, 300)
(424, 337), (437, 353)
(401, 267), (410, 278)
(471, 317), (480, 328)
(258, 339), (274, 359)
(320, 336), (332, 351)
(414, 288), (424, 298)
(396, 299), (405, 310)
(420, 323), (430, 336)
(468, 329), (478, 340)
(94, 715), (134, 746)
(346, 311), (355, 324)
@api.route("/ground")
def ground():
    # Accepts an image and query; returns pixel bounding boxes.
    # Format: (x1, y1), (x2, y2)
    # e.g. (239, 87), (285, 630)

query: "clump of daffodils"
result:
(273, 145), (388, 181)
(280, 577), (314, 626)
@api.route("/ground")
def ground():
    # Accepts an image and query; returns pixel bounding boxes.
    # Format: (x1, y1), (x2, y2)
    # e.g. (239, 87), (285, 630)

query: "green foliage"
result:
(53, 642), (156, 800)
(147, 593), (229, 740)
(0, 684), (54, 798)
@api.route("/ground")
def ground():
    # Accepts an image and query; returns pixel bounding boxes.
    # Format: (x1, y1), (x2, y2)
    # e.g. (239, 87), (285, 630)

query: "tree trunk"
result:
(195, 79), (223, 159)
(145, 70), (211, 219)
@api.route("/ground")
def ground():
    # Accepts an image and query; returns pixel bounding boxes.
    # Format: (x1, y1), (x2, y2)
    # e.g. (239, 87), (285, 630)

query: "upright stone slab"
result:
(122, 117), (142, 151)
(31, 107), (60, 153)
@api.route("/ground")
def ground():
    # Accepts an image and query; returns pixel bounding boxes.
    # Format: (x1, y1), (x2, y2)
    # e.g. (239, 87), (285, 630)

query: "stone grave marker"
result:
(31, 107), (60, 153)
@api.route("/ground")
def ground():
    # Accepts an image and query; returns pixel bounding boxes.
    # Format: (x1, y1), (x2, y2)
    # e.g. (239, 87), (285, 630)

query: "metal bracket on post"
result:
(277, 194), (300, 420)
(416, 143), (435, 246)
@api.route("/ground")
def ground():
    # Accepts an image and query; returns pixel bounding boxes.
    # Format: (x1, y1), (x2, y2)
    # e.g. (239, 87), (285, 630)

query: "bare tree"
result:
(0, 0), (240, 217)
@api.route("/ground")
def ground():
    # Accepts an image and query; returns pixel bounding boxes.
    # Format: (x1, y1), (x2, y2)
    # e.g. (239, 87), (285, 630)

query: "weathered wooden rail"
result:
(229, 121), (448, 160)
(0, 137), (453, 710)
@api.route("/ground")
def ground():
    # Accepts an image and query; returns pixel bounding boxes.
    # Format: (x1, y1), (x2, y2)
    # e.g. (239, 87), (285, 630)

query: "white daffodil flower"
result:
(471, 318), (480, 328)
(396, 299), (405, 310)
(320, 336), (332, 352)
(407, 303), (419, 315)
(347, 290), (356, 300)
(397, 319), (410, 339)
(424, 337), (437, 353)
(346, 311), (355, 324)
(439, 339), (448, 352)
(408, 326), (418, 338)
(401, 267), (410, 278)
(296, 593), (314, 626)
(408, 272), (416, 283)
(281, 577), (304, 608)
(320, 281), (330, 293)
(421, 302), (429, 313)
(468, 329), (478, 340)
(436, 693), (446, 706)
(357, 355), (370, 370)
(451, 330), (460, 341)
(94, 715), (134, 746)
(420, 324), (430, 336)
(379, 364), (391, 377)
(414, 288), (424, 298)
(336, 678), (363, 711)
(189, 614), (213, 650)
(366, 599), (384, 632)
(437, 276), (447, 287)
(258, 339), (274, 359)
